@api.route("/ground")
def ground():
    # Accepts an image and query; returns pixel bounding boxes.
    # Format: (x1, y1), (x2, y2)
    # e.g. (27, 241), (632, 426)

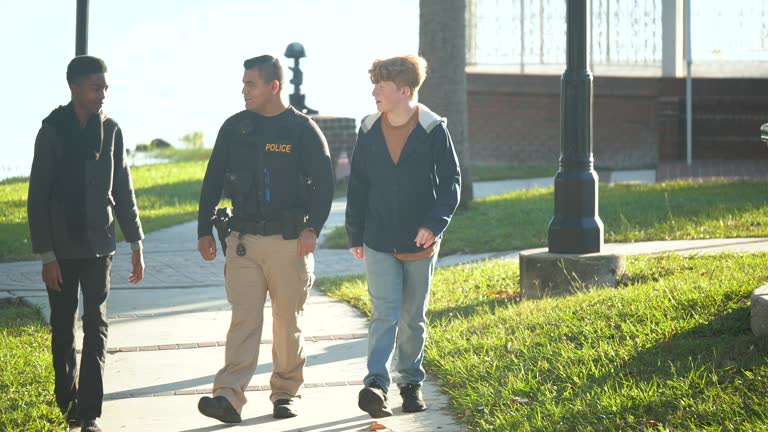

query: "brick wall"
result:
(468, 74), (560, 165)
(468, 73), (768, 167)
(312, 116), (357, 181)
(657, 78), (768, 160)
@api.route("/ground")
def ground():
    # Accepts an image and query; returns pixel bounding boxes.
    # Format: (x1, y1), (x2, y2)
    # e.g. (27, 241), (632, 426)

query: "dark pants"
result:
(46, 256), (112, 420)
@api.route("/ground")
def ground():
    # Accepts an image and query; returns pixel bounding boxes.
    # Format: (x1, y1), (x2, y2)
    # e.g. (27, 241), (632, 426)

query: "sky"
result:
(0, 0), (765, 179)
(0, 0), (419, 178)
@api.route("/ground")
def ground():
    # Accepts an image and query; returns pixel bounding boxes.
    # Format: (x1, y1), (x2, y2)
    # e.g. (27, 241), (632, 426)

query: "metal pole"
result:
(589, 0), (594, 71)
(685, 0), (692, 165)
(606, 0), (611, 63)
(466, 0), (477, 65)
(520, 0), (525, 74)
(539, 0), (544, 63)
(76, 0), (89, 55)
(547, 0), (604, 254)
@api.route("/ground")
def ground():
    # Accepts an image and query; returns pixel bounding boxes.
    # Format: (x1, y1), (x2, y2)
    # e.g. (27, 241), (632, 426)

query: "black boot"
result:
(273, 399), (299, 419)
(400, 383), (427, 413)
(80, 419), (102, 432)
(197, 396), (242, 424)
(358, 383), (393, 418)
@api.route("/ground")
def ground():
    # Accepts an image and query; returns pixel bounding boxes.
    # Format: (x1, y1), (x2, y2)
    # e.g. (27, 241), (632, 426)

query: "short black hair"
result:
(67, 55), (108, 85)
(243, 55), (283, 90)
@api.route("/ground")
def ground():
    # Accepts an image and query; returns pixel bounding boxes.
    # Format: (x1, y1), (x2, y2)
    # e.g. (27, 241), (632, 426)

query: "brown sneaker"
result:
(67, 414), (81, 430)
(65, 401), (80, 429)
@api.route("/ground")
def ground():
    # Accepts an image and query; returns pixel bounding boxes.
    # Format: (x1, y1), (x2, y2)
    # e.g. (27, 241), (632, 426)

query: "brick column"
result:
(311, 116), (357, 182)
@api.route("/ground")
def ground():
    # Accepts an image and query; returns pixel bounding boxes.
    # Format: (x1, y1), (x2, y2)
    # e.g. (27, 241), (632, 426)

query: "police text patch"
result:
(265, 143), (292, 153)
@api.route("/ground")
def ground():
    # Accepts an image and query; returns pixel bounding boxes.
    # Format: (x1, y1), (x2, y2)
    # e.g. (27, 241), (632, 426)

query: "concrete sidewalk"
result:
(4, 171), (768, 431)
(3, 229), (462, 431)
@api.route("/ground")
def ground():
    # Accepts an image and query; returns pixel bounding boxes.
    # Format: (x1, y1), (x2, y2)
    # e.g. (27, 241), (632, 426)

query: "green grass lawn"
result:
(0, 299), (63, 431)
(318, 252), (768, 432)
(0, 159), (209, 262)
(470, 163), (558, 181)
(322, 180), (768, 253)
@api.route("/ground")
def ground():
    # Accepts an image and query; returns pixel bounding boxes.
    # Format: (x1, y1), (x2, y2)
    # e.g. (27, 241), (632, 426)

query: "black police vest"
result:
(225, 114), (311, 222)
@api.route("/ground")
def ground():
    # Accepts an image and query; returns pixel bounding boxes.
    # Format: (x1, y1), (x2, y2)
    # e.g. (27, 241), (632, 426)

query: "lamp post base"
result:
(548, 168), (603, 254)
(519, 248), (625, 299)
(750, 285), (768, 337)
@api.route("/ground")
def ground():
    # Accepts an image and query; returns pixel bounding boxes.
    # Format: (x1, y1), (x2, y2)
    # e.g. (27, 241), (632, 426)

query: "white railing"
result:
(469, 0), (768, 73)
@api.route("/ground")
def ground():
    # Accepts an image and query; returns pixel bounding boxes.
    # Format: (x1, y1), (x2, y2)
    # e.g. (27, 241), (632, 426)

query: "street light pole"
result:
(547, 0), (603, 254)
(684, 0), (693, 165)
(520, 0), (622, 299)
(76, 0), (89, 55)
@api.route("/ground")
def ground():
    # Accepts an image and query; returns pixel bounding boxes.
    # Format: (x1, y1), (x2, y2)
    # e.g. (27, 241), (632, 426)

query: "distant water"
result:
(0, 151), (173, 183)
(0, 165), (28, 182)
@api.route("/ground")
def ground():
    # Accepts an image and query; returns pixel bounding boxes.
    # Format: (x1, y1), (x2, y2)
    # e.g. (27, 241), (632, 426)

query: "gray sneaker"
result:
(358, 384), (393, 418)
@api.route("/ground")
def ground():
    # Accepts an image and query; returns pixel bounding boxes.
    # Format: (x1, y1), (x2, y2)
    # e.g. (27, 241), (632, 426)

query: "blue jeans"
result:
(363, 245), (438, 392)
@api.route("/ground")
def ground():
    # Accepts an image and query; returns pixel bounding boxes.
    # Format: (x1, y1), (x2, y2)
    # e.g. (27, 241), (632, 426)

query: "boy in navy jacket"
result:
(345, 55), (461, 418)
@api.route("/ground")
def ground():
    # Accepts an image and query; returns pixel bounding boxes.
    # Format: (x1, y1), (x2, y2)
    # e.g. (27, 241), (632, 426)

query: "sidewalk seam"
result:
(86, 333), (370, 354)
(104, 380), (367, 400)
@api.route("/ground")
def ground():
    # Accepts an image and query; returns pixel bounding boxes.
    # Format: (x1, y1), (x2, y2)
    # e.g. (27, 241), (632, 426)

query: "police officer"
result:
(196, 55), (334, 424)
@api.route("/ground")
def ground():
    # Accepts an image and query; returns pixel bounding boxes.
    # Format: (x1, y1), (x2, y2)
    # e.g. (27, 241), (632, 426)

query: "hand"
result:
(42, 261), (63, 291)
(349, 247), (365, 260)
(129, 249), (145, 284)
(414, 227), (436, 249)
(198, 235), (217, 261)
(297, 228), (317, 256)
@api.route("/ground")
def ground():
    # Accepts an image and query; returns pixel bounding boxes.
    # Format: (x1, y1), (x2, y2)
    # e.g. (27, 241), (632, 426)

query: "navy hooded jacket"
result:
(345, 104), (461, 254)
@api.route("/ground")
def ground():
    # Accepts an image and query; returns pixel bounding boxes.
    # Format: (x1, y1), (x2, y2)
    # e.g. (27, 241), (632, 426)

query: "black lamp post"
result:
(76, 0), (89, 55)
(547, 0), (604, 254)
(520, 0), (622, 300)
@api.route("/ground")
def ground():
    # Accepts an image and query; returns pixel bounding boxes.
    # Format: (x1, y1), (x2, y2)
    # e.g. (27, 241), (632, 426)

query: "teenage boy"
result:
(345, 55), (461, 418)
(28, 55), (146, 432)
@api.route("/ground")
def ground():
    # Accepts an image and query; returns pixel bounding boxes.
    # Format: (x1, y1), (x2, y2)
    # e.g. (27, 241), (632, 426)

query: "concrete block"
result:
(750, 285), (768, 337)
(519, 248), (625, 299)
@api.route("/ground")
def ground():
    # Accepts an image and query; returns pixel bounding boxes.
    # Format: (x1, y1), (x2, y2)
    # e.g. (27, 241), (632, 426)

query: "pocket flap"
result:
(226, 170), (254, 195)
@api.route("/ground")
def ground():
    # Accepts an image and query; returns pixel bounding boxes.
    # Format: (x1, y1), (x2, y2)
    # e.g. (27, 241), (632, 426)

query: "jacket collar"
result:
(360, 103), (444, 134)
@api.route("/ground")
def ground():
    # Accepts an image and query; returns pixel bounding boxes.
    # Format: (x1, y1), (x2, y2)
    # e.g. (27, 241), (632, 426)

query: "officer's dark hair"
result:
(66, 55), (108, 85)
(243, 55), (283, 90)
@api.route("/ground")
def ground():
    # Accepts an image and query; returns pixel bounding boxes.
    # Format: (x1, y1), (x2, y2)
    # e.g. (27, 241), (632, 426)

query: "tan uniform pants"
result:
(213, 232), (314, 413)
